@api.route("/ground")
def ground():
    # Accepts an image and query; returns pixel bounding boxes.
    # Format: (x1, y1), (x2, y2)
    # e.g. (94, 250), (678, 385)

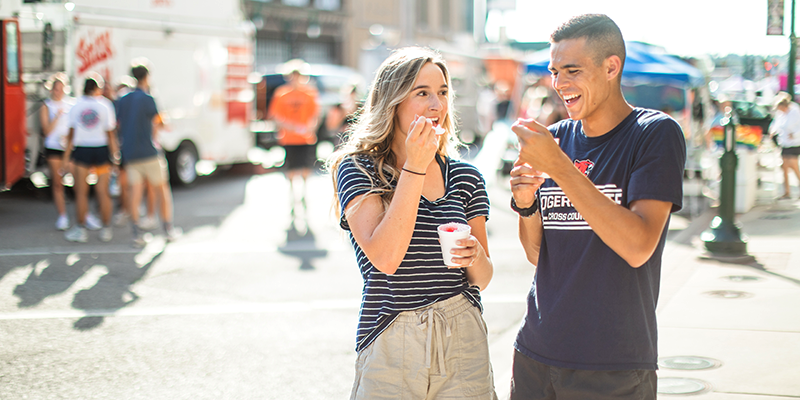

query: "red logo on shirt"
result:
(574, 159), (595, 176)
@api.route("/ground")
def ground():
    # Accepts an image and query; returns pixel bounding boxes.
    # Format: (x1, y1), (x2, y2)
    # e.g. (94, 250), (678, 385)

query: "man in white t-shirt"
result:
(62, 73), (119, 243)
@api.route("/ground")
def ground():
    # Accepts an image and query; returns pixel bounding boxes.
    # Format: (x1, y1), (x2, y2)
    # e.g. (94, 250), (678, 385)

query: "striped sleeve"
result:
(455, 162), (490, 221)
(336, 157), (376, 230)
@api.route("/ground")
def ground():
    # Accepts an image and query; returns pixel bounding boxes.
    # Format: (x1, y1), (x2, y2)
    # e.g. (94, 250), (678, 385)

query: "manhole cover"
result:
(723, 275), (761, 282)
(765, 209), (795, 213)
(658, 356), (721, 370)
(657, 377), (711, 395)
(704, 290), (752, 299)
(760, 215), (790, 220)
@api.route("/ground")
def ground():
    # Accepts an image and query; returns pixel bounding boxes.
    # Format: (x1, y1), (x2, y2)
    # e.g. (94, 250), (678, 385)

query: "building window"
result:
(256, 39), (290, 70)
(5, 21), (20, 84)
(464, 0), (473, 34)
(299, 41), (332, 64)
(283, 0), (310, 7)
(315, 0), (340, 10)
(417, 0), (429, 30)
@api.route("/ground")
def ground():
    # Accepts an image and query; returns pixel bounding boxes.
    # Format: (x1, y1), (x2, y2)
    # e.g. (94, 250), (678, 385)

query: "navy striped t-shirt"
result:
(336, 154), (490, 352)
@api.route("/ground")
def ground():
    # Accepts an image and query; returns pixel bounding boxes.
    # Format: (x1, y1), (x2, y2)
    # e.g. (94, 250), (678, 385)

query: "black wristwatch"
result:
(511, 196), (539, 217)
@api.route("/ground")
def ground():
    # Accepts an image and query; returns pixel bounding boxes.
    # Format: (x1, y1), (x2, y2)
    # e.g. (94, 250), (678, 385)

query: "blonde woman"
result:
(328, 47), (497, 400)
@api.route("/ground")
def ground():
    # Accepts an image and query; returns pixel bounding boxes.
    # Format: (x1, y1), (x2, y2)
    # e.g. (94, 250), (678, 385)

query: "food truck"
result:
(0, 16), (26, 191)
(15, 0), (255, 185)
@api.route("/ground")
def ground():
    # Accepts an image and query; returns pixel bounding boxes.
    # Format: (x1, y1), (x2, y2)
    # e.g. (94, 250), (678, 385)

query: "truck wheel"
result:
(168, 142), (198, 186)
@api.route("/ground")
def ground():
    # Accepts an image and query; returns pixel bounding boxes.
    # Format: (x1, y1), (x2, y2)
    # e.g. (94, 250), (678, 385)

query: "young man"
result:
(268, 59), (320, 221)
(116, 64), (181, 246)
(508, 14), (686, 399)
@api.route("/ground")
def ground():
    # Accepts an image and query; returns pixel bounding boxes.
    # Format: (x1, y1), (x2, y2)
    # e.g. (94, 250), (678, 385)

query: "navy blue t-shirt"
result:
(514, 108), (686, 370)
(337, 154), (490, 352)
(116, 88), (159, 163)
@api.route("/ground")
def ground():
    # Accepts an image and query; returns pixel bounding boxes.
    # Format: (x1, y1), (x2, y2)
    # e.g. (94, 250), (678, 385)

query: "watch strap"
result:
(511, 196), (539, 217)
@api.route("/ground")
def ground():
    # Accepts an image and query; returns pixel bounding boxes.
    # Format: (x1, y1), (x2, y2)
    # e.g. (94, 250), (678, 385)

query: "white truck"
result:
(16, 0), (255, 185)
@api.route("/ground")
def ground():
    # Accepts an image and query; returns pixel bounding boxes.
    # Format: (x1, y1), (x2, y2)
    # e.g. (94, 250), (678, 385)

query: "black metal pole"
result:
(702, 107), (748, 256)
(789, 0), (796, 98)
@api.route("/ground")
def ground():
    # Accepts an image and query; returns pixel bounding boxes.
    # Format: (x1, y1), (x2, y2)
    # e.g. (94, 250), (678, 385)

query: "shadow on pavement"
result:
(70, 248), (164, 330)
(0, 164), (267, 331)
(279, 217), (328, 271)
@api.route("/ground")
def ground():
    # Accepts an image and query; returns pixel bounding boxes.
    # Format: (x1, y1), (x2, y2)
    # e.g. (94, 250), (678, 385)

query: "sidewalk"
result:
(655, 198), (800, 398)
(488, 197), (800, 399)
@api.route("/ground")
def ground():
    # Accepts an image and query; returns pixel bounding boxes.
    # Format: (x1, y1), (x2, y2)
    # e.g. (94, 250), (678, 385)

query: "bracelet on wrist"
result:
(511, 196), (539, 217)
(401, 167), (426, 176)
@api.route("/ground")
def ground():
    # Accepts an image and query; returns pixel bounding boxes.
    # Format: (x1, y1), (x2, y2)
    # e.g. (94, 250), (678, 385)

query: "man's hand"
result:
(510, 162), (545, 209)
(511, 118), (566, 178)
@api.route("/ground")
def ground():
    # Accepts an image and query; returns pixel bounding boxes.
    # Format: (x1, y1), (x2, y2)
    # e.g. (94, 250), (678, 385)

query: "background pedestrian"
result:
(769, 91), (800, 200)
(268, 59), (320, 222)
(40, 72), (75, 231)
(62, 73), (118, 243)
(116, 63), (181, 246)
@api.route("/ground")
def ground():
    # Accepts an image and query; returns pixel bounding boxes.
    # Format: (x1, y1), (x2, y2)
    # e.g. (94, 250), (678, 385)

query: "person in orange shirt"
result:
(268, 59), (320, 218)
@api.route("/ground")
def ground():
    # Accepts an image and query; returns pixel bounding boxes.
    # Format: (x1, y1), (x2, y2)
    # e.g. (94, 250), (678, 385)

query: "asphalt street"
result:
(3, 158), (798, 399)
(0, 165), (532, 399)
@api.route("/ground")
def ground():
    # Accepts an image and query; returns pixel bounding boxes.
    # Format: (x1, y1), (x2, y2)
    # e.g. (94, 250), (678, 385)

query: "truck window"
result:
(5, 21), (19, 84)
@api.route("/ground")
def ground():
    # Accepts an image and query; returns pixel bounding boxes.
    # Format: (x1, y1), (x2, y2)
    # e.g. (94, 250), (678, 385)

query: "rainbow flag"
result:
(709, 125), (763, 150)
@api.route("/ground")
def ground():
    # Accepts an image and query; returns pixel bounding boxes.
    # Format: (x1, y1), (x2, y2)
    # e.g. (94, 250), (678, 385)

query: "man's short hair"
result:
(551, 14), (626, 69)
(83, 72), (104, 95)
(131, 65), (149, 81)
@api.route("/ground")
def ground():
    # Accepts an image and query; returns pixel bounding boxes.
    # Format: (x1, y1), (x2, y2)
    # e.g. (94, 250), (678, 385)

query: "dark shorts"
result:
(283, 144), (317, 171)
(781, 146), (800, 157)
(509, 350), (657, 400)
(71, 146), (111, 167)
(45, 148), (64, 158)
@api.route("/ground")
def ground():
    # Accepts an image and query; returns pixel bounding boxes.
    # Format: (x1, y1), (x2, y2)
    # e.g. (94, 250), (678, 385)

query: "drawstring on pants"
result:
(417, 307), (452, 378)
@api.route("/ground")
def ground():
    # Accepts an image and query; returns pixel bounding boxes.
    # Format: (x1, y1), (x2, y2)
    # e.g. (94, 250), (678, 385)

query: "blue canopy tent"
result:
(525, 41), (714, 197)
(525, 41), (704, 113)
(525, 41), (704, 88)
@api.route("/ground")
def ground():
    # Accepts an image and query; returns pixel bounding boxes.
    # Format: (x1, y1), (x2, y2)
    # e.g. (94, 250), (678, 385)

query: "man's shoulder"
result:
(277, 85), (318, 100)
(124, 89), (154, 100)
(118, 89), (155, 107)
(71, 97), (91, 111)
(300, 84), (319, 97)
(98, 96), (114, 107)
(632, 107), (678, 126)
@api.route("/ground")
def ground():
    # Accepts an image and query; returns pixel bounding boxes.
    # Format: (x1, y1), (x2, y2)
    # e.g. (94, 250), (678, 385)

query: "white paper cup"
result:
(437, 222), (471, 267)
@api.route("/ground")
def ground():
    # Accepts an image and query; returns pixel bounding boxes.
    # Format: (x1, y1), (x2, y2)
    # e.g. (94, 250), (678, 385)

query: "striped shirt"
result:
(336, 154), (490, 352)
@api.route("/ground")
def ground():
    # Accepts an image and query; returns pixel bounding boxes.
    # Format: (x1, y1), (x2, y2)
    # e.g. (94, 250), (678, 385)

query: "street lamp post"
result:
(701, 107), (749, 257)
(789, 0), (797, 98)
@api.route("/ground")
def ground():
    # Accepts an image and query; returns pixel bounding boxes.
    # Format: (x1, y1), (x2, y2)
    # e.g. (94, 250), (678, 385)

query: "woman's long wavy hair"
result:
(327, 47), (461, 215)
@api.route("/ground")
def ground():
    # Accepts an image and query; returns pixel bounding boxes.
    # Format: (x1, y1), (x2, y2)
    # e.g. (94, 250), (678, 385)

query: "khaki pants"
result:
(126, 156), (168, 186)
(350, 294), (497, 400)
